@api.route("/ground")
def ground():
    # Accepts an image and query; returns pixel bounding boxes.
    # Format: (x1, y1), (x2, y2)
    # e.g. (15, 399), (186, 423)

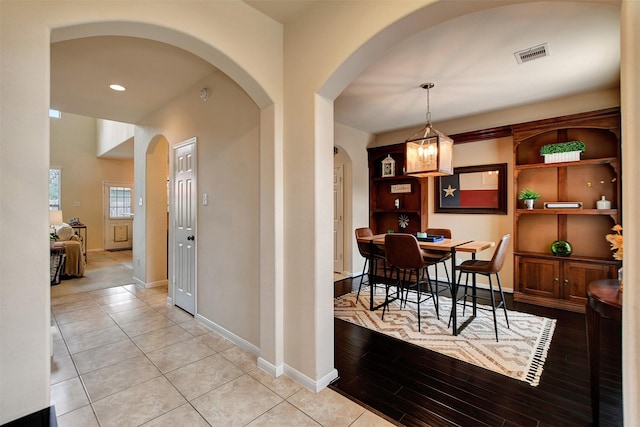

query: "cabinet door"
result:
(516, 256), (560, 298)
(562, 261), (615, 304)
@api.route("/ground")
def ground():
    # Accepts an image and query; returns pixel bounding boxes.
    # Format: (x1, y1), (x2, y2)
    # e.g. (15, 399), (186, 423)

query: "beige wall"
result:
(335, 122), (375, 277)
(145, 136), (169, 287)
(136, 72), (261, 346)
(50, 113), (134, 251)
(97, 119), (134, 157)
(0, 1), (283, 422)
(1, 1), (638, 425)
(620, 0), (639, 421)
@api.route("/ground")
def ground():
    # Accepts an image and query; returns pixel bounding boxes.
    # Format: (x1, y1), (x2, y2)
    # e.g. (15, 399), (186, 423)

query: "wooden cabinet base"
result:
(513, 291), (586, 313)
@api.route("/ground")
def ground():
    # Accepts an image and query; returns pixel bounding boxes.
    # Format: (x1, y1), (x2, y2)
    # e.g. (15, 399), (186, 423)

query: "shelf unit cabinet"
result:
(513, 108), (621, 312)
(515, 254), (618, 310)
(368, 143), (428, 234)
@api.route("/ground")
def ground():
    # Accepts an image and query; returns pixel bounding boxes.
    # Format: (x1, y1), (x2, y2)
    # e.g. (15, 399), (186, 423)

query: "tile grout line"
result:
(54, 284), (371, 427)
(54, 284), (162, 425)
(55, 284), (232, 426)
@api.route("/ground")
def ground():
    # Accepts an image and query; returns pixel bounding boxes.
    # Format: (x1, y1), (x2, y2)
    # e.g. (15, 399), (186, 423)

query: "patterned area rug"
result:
(334, 289), (556, 386)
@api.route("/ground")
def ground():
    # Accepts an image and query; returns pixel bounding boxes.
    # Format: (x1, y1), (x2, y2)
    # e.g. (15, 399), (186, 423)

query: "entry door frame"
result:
(333, 164), (344, 273)
(102, 181), (134, 251)
(169, 137), (197, 313)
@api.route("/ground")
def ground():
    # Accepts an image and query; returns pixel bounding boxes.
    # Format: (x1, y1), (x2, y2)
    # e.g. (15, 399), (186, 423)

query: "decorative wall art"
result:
(434, 163), (508, 214)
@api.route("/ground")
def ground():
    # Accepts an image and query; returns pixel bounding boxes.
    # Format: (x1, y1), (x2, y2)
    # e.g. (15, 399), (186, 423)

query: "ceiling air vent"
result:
(514, 43), (549, 64)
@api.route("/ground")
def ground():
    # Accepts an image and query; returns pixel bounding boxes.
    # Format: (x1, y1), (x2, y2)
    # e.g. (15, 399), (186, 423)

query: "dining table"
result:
(356, 233), (495, 336)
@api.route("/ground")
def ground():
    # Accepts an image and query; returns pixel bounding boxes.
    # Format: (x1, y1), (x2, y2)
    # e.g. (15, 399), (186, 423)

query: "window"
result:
(49, 168), (61, 210)
(109, 186), (132, 219)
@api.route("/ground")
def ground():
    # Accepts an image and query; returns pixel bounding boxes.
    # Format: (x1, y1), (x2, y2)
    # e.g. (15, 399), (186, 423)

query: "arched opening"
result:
(146, 135), (170, 289)
(332, 144), (353, 278)
(46, 12), (282, 388)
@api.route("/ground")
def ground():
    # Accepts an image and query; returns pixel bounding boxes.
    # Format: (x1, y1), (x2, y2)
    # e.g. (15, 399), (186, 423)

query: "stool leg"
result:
(488, 275), (499, 342)
(356, 258), (371, 304)
(425, 267), (439, 319)
(416, 268), (421, 332)
(496, 273), (509, 328)
(442, 261), (451, 289)
(382, 266), (397, 320)
(462, 272), (470, 316)
(448, 270), (465, 328)
(356, 257), (369, 303)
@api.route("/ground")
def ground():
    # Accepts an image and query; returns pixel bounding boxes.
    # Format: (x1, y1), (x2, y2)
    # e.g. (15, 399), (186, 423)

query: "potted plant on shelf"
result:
(518, 188), (541, 210)
(50, 231), (59, 248)
(539, 140), (586, 164)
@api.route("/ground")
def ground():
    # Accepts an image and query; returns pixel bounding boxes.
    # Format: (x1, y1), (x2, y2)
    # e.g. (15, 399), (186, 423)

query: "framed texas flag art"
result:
(434, 163), (508, 215)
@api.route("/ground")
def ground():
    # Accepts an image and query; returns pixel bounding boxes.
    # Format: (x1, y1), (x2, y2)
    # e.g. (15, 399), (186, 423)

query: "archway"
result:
(48, 16), (283, 377)
(145, 135), (170, 289)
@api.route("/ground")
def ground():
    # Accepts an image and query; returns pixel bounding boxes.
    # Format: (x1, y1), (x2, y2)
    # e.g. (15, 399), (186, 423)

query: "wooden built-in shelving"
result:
(512, 107), (621, 313)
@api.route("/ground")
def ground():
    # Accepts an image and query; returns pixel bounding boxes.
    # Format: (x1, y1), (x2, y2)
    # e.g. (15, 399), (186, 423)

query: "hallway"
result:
(50, 254), (392, 426)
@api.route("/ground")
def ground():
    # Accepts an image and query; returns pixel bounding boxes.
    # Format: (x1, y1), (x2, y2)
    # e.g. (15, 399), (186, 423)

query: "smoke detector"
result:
(514, 43), (550, 64)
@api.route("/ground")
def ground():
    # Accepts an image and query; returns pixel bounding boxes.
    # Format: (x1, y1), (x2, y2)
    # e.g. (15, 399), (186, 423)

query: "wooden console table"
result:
(586, 279), (622, 425)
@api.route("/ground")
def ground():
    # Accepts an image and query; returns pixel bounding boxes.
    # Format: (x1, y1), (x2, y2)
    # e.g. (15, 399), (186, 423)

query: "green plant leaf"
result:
(539, 141), (586, 156)
(518, 188), (541, 200)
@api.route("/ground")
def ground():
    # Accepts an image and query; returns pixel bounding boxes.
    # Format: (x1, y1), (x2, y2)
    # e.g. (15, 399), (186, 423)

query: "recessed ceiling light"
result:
(109, 84), (126, 92)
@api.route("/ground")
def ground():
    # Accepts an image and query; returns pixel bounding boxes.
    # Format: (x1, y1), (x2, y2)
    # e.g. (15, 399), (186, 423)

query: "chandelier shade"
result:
(405, 83), (454, 177)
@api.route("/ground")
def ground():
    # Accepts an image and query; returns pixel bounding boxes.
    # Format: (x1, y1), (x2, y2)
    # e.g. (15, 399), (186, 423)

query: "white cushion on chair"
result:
(55, 223), (74, 241)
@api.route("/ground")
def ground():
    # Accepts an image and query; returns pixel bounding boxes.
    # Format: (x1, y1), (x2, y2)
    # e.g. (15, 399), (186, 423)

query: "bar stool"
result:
(354, 227), (386, 303)
(457, 234), (511, 341)
(383, 233), (439, 331)
(422, 228), (452, 287)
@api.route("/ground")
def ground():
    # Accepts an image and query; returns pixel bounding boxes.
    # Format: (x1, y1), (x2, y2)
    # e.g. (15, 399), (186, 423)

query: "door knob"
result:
(187, 235), (195, 241)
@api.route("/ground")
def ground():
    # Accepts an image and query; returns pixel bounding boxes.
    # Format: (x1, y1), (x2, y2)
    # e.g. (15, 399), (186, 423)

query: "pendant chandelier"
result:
(405, 83), (454, 176)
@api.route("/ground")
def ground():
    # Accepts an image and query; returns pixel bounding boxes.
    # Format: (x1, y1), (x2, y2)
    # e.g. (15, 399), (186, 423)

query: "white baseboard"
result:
(283, 365), (339, 393)
(257, 357), (284, 377)
(193, 313), (336, 391)
(194, 313), (260, 356)
(130, 277), (168, 290)
(132, 276), (146, 287)
(145, 279), (168, 289)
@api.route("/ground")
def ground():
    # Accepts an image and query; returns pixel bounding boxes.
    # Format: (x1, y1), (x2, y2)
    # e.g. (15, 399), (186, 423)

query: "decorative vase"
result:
(596, 196), (611, 210)
(551, 240), (572, 257)
(618, 266), (623, 293)
(524, 199), (535, 210)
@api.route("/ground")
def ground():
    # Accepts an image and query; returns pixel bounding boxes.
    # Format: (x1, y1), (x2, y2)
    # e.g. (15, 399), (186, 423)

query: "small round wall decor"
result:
(398, 214), (409, 229)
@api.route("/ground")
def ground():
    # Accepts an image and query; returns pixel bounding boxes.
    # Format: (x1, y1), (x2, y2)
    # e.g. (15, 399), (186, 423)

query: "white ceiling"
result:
(335, 2), (620, 134)
(51, 36), (218, 124)
(50, 1), (620, 140)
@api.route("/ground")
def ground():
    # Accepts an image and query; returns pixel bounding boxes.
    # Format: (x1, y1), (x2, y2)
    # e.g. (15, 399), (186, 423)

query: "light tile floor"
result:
(51, 255), (393, 426)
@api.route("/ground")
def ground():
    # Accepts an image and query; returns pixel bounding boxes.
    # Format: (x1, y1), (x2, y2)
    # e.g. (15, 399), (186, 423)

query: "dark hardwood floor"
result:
(331, 277), (623, 426)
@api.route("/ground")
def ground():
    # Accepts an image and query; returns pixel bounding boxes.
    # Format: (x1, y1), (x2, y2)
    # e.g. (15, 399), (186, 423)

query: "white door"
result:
(172, 138), (197, 314)
(333, 165), (344, 272)
(103, 182), (134, 251)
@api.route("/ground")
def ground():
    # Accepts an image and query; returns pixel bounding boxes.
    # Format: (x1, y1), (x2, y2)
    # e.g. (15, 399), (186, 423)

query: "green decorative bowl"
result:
(551, 240), (572, 257)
